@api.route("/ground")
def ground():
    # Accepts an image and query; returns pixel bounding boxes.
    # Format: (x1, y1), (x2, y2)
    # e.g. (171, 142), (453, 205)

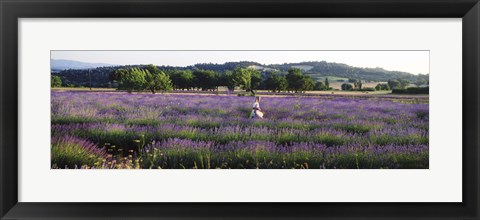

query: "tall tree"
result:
(51, 75), (62, 88)
(250, 70), (262, 92)
(114, 65), (173, 93)
(265, 72), (287, 92)
(301, 76), (315, 92)
(387, 79), (401, 89)
(193, 69), (219, 91)
(220, 70), (236, 91)
(144, 65), (173, 94)
(397, 78), (410, 89)
(170, 69), (194, 90)
(233, 67), (260, 94)
(314, 81), (326, 91)
(286, 68), (304, 93)
(354, 79), (362, 89)
(116, 67), (147, 93)
(414, 78), (427, 86)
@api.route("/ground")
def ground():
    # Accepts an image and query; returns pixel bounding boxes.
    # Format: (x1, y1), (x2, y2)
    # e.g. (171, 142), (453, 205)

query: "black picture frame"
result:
(1, 0), (479, 219)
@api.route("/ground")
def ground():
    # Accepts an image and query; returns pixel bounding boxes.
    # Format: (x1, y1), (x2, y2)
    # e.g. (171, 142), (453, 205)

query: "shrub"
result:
(341, 83), (353, 91)
(361, 87), (376, 91)
(352, 87), (376, 92)
(314, 81), (326, 91)
(392, 87), (429, 94)
(375, 83), (390, 91)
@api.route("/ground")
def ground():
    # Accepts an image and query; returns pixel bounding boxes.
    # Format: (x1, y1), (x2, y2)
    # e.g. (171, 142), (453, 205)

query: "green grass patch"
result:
(332, 124), (373, 134)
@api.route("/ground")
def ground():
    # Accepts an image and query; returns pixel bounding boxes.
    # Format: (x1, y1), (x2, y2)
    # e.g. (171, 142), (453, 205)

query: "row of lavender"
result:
(51, 91), (429, 169)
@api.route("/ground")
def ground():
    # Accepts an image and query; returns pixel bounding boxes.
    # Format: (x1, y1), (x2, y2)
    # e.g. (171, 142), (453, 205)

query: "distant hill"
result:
(269, 61), (422, 82)
(51, 60), (429, 88)
(51, 59), (114, 71)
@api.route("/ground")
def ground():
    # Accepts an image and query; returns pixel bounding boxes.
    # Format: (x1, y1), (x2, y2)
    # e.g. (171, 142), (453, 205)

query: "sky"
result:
(51, 50), (429, 74)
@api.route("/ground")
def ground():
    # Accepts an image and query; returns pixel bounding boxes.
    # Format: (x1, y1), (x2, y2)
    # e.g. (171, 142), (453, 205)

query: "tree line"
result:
(108, 65), (333, 94)
(52, 64), (427, 93)
(340, 78), (423, 91)
(52, 61), (429, 89)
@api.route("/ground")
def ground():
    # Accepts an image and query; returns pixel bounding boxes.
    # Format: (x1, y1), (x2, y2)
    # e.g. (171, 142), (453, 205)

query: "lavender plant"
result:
(51, 135), (107, 169)
(51, 91), (429, 169)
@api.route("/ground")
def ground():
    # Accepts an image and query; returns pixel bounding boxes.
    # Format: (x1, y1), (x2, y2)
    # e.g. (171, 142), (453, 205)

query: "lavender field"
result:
(51, 91), (429, 169)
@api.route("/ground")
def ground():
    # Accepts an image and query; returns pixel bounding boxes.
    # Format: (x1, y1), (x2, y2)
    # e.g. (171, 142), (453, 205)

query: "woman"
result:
(251, 96), (264, 119)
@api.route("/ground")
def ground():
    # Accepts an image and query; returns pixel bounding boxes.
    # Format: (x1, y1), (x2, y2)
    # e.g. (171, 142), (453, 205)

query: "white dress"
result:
(252, 102), (263, 118)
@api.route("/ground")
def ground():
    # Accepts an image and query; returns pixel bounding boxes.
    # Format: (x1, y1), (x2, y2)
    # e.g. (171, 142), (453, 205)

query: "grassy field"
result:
(304, 75), (385, 90)
(307, 75), (349, 82)
(328, 81), (384, 90)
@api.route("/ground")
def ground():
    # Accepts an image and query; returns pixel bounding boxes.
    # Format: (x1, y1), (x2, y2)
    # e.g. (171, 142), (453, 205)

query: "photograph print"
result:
(51, 50), (429, 169)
